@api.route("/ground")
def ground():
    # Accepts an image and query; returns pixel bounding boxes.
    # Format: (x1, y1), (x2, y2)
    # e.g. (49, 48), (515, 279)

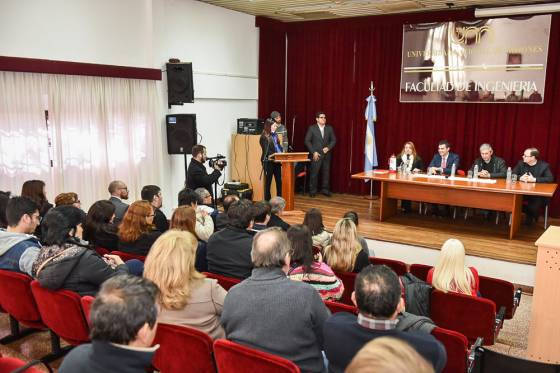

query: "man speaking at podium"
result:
(305, 111), (337, 197)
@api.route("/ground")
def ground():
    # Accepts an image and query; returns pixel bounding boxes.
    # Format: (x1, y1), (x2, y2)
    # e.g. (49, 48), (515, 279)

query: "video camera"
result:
(208, 154), (227, 170)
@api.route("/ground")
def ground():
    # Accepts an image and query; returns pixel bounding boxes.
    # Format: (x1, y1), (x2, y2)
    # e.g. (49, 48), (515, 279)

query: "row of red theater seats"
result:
(0, 269), (301, 373)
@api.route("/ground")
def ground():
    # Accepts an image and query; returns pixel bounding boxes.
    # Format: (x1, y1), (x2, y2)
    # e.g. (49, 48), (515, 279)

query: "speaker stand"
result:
(184, 153), (188, 186)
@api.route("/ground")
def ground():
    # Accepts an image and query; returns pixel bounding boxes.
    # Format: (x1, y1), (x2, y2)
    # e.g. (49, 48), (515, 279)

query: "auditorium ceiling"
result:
(197, 0), (554, 22)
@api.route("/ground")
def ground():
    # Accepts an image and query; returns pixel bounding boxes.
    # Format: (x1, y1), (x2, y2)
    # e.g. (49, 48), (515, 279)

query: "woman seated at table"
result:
(427, 238), (480, 297)
(396, 141), (424, 213)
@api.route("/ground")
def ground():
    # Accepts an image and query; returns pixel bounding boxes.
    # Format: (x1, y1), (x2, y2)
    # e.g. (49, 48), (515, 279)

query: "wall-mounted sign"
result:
(400, 15), (551, 103)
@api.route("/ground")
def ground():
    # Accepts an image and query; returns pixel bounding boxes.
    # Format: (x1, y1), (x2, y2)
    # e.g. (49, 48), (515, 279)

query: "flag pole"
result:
(365, 81), (378, 201)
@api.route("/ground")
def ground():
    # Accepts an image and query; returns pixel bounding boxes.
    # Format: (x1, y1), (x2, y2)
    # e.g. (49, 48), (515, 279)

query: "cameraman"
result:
(186, 144), (223, 199)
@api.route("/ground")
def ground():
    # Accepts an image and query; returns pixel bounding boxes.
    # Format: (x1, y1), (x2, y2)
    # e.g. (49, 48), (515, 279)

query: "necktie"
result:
(441, 157), (447, 169)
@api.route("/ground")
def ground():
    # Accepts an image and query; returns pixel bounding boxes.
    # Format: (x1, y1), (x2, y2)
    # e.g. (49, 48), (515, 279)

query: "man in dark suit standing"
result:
(304, 111), (337, 197)
(108, 180), (129, 225)
(428, 139), (460, 175)
(186, 144), (223, 201)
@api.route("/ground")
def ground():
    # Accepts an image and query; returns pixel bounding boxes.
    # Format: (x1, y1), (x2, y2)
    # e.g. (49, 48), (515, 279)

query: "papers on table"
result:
(410, 174), (497, 184)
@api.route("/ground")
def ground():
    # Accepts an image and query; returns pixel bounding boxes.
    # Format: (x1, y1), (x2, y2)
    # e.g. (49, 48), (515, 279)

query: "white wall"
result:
(0, 0), (259, 214)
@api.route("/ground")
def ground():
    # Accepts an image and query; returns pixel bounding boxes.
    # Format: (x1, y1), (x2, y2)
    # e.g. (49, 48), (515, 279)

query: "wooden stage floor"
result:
(281, 193), (555, 266)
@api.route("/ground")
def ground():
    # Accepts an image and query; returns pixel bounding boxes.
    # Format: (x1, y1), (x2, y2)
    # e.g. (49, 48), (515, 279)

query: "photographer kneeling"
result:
(187, 144), (225, 200)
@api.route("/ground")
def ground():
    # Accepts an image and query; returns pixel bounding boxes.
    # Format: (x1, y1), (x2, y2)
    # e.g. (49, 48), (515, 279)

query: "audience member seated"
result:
(346, 336), (435, 373)
(221, 228), (330, 373)
(396, 141), (424, 213)
(267, 196), (290, 231)
(250, 201), (271, 234)
(194, 187), (217, 213)
(178, 188), (214, 242)
(33, 205), (134, 296)
(324, 219), (369, 273)
(0, 191), (11, 228)
(215, 194), (239, 231)
(21, 179), (53, 239)
(512, 147), (554, 226)
(83, 200), (120, 251)
(0, 196), (41, 275)
(324, 265), (446, 373)
(58, 275), (159, 373)
(170, 205), (208, 272)
(343, 211), (374, 256)
(144, 230), (227, 339)
(303, 208), (331, 248)
(207, 199), (254, 279)
(108, 180), (130, 224)
(427, 238), (479, 297)
(287, 224), (343, 301)
(141, 184), (168, 233)
(54, 192), (82, 209)
(118, 201), (162, 256)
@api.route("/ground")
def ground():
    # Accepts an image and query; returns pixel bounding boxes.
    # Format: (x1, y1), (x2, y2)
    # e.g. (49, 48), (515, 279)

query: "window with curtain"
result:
(0, 71), (163, 209)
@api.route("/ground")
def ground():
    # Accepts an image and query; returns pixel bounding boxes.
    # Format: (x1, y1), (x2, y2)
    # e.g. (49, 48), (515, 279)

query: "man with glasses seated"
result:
(0, 196), (42, 276)
(304, 111), (337, 197)
(513, 147), (554, 226)
(108, 180), (130, 225)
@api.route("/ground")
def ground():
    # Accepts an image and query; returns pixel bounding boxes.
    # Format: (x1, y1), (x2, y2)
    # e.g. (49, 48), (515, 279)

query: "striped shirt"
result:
(357, 313), (398, 331)
(288, 261), (344, 301)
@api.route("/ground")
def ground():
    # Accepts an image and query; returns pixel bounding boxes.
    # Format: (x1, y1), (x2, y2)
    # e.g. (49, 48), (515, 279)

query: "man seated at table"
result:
(513, 147), (554, 226)
(470, 143), (507, 179)
(428, 140), (460, 176)
(428, 140), (460, 217)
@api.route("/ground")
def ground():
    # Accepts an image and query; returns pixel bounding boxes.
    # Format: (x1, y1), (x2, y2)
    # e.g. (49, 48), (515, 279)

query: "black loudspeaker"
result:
(166, 114), (197, 154)
(167, 63), (194, 105)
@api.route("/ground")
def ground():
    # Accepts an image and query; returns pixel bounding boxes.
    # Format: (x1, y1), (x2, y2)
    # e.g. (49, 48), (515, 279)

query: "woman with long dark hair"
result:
(32, 205), (130, 296)
(287, 224), (343, 301)
(260, 118), (283, 201)
(303, 208), (331, 248)
(83, 200), (119, 250)
(21, 180), (52, 238)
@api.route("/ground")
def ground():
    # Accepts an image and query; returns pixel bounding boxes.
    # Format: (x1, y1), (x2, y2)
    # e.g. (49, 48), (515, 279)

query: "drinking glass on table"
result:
(467, 170), (473, 179)
(511, 174), (517, 183)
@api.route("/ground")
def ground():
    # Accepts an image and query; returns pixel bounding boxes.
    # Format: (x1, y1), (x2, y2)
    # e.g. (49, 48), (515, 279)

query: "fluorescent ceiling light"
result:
(475, 3), (560, 18)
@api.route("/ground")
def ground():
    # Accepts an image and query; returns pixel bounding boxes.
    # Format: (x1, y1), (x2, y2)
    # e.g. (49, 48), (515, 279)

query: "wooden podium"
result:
(527, 226), (560, 363)
(272, 152), (309, 211)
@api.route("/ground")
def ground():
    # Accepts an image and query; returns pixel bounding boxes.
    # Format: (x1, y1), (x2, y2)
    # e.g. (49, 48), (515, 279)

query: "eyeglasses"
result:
(522, 154), (533, 158)
(318, 116), (326, 119)
(30, 214), (42, 223)
(120, 187), (128, 191)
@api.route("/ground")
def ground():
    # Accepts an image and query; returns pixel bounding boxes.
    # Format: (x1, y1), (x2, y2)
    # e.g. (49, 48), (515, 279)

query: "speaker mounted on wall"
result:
(166, 114), (197, 154)
(166, 62), (194, 107)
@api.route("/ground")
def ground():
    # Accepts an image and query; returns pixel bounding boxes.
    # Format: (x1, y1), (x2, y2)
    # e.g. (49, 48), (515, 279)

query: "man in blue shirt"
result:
(0, 196), (42, 276)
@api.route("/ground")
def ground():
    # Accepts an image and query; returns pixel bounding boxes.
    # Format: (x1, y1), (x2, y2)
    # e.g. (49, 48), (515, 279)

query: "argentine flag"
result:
(364, 94), (378, 174)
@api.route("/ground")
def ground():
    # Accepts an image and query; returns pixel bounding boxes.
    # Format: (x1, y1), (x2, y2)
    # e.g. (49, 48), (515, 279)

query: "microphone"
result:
(407, 154), (410, 160)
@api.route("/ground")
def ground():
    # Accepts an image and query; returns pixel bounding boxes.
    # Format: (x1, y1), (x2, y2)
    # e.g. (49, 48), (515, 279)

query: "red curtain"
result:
(257, 11), (560, 216)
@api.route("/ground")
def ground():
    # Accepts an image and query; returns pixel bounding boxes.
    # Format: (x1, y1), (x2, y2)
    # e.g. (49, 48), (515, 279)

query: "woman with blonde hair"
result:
(118, 200), (161, 256)
(346, 337), (434, 373)
(324, 218), (369, 273)
(170, 205), (208, 272)
(143, 230), (227, 339)
(427, 238), (479, 296)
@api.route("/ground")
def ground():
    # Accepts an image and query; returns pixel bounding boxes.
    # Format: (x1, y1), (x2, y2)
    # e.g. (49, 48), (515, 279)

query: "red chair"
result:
(324, 300), (357, 314)
(0, 270), (45, 343)
(203, 272), (241, 291)
(30, 281), (90, 346)
(214, 339), (300, 373)
(110, 250), (146, 262)
(81, 296), (95, 325)
(152, 323), (215, 373)
(479, 276), (521, 320)
(409, 263), (431, 281)
(0, 353), (48, 373)
(94, 246), (110, 256)
(333, 271), (357, 305)
(369, 257), (408, 276)
(430, 290), (503, 345)
(432, 327), (470, 373)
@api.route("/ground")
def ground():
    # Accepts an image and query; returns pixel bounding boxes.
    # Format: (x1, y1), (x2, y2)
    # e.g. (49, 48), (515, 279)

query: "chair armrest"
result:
(494, 306), (506, 338)
(467, 337), (484, 373)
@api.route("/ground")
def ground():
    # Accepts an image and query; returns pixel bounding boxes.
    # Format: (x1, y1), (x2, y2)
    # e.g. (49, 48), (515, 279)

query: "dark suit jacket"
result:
(206, 226), (253, 279)
(304, 124), (336, 159)
(187, 158), (222, 198)
(470, 155), (508, 178)
(153, 208), (169, 233)
(267, 213), (290, 231)
(324, 312), (447, 373)
(428, 152), (460, 175)
(396, 155), (424, 171)
(109, 197), (129, 225)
